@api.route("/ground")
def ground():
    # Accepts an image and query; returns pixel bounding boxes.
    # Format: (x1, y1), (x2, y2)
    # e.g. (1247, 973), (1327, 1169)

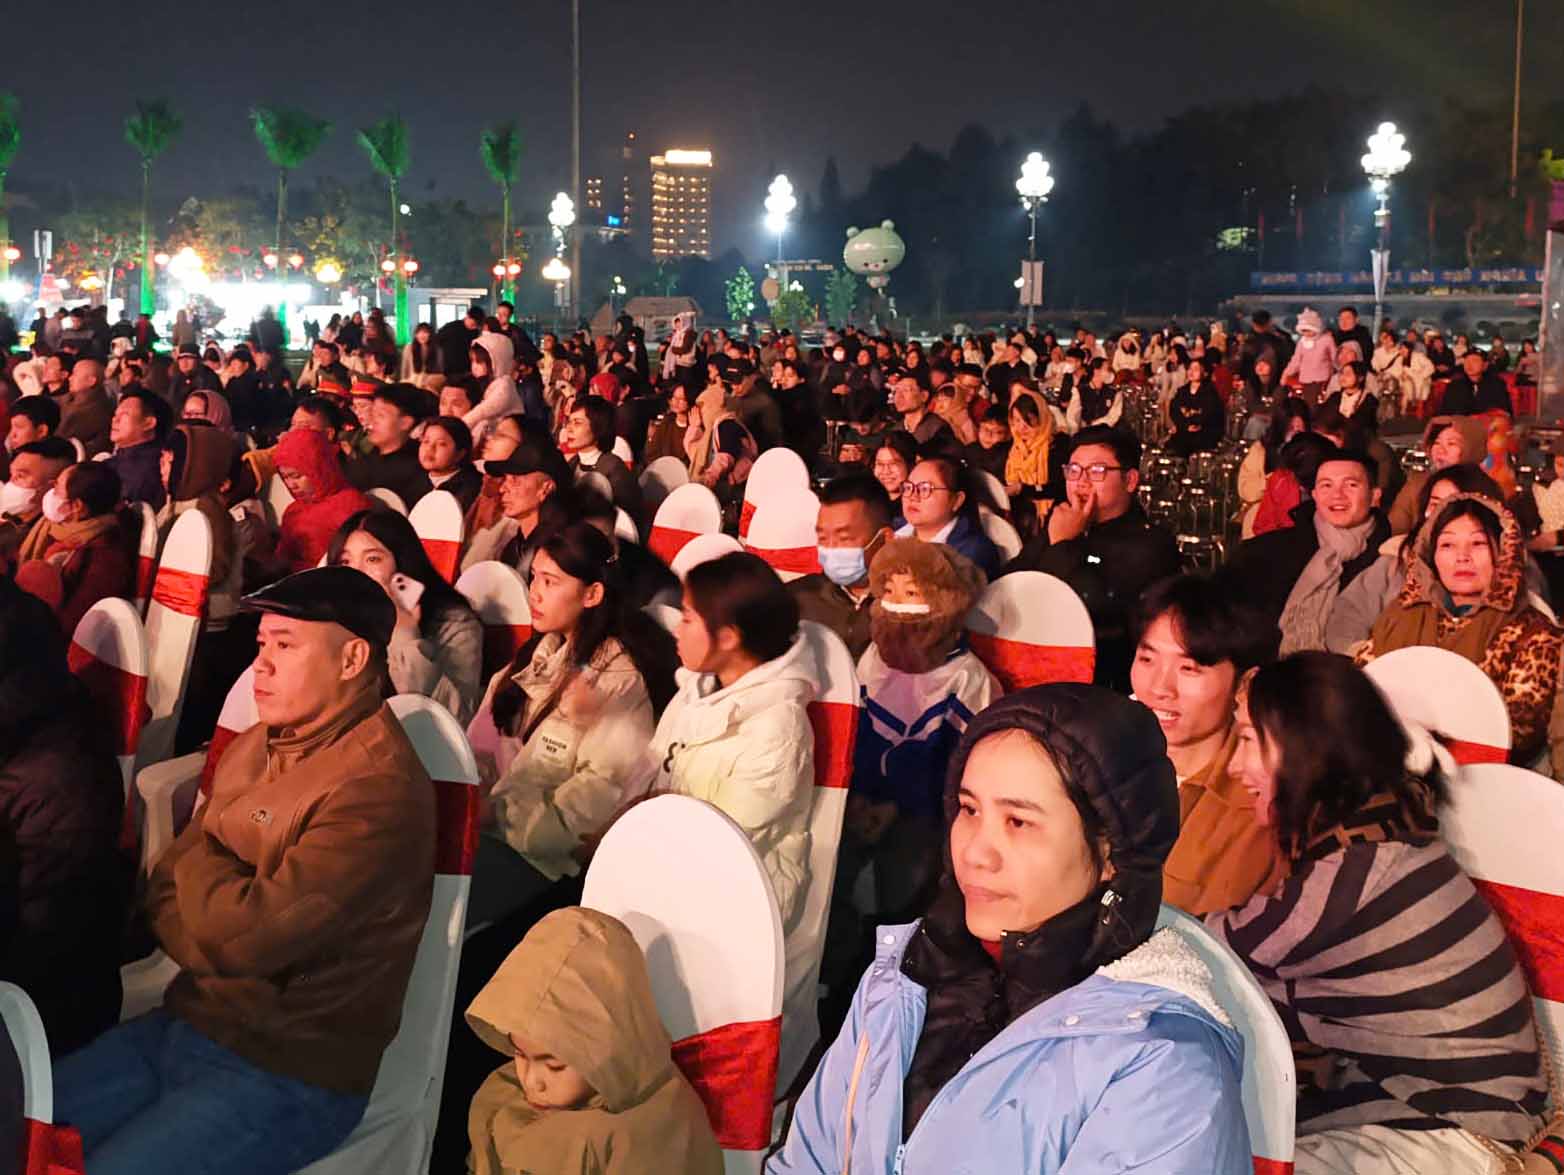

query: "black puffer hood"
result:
(942, 683), (1179, 965)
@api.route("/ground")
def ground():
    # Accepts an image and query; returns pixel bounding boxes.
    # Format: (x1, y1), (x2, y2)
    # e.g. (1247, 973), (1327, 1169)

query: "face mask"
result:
(41, 486), (69, 524)
(0, 481), (41, 516)
(880, 600), (931, 616)
(818, 544), (868, 588)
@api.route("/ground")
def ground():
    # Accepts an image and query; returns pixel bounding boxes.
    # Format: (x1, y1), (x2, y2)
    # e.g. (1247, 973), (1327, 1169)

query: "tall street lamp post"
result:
(1361, 121), (1411, 339)
(1015, 152), (1054, 333)
(548, 192), (576, 324)
(764, 174), (796, 290)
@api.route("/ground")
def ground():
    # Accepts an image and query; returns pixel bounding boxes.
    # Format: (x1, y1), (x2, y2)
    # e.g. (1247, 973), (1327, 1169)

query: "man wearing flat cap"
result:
(169, 340), (222, 413)
(54, 566), (436, 1173)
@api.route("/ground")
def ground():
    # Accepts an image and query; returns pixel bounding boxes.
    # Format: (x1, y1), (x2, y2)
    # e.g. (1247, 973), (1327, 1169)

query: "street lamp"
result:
(548, 193), (576, 322)
(1361, 121), (1411, 338)
(314, 260), (342, 285)
(764, 174), (797, 287)
(1016, 152), (1054, 332)
(542, 256), (572, 329)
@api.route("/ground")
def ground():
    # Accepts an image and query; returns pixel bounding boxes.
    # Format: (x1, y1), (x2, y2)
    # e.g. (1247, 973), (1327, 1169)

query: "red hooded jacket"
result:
(273, 429), (374, 572)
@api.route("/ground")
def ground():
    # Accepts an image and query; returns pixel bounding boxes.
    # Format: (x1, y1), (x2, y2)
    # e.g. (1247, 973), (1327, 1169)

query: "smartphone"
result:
(390, 572), (425, 612)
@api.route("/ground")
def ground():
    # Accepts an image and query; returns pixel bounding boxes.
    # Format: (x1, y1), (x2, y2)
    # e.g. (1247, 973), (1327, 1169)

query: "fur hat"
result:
(867, 538), (986, 674)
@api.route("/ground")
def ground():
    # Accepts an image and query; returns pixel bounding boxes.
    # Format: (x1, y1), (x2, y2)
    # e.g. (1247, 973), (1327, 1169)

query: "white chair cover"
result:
(68, 598), (149, 798)
(740, 448), (810, 540)
(669, 533), (744, 583)
(408, 489), (464, 584)
(965, 570), (1094, 691)
(455, 561), (533, 681)
(134, 501), (159, 616)
(1363, 646), (1512, 765)
(648, 483), (722, 568)
(367, 487), (408, 516)
(637, 455), (690, 522)
(977, 507), (1022, 564)
(583, 795), (784, 1175)
(745, 491), (821, 583)
(137, 509), (213, 770)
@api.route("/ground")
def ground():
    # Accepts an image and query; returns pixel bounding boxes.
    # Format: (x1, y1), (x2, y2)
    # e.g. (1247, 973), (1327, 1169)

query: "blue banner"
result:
(1250, 266), (1542, 291)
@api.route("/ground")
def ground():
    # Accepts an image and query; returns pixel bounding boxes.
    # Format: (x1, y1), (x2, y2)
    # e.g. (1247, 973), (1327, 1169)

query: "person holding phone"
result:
(329, 506), (483, 723)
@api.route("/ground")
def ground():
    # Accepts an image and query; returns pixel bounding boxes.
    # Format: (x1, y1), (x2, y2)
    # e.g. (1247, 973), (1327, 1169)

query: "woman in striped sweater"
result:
(1207, 652), (1549, 1175)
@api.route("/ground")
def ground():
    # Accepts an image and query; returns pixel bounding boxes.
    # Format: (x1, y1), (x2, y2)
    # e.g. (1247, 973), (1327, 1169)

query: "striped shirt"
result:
(1206, 792), (1546, 1146)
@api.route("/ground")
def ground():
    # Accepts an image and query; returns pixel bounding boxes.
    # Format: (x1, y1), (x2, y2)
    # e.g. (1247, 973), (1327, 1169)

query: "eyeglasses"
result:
(902, 482), (953, 502)
(1064, 462), (1125, 483)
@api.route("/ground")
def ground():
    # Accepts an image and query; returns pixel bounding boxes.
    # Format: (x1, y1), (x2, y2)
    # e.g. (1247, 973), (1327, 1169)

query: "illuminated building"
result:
(649, 148), (713, 260)
(585, 177), (604, 212)
(621, 131), (637, 235)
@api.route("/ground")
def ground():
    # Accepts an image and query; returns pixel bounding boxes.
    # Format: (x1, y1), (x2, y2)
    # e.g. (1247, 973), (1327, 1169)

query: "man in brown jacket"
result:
(54, 565), (437, 1174)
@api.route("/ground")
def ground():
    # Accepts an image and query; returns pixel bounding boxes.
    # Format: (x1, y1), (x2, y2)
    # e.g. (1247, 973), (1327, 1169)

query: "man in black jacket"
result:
(346, 384), (430, 508)
(1330, 305), (1374, 364)
(1003, 426), (1180, 692)
(1230, 449), (1389, 653)
(105, 390), (171, 509)
(435, 306), (483, 380)
(1440, 348), (1513, 417)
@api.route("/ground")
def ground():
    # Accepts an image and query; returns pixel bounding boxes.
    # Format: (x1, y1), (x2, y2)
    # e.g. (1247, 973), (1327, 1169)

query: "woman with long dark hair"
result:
(1210, 653), (1547, 1174)
(400, 321), (444, 391)
(329, 506), (483, 722)
(466, 521), (677, 924)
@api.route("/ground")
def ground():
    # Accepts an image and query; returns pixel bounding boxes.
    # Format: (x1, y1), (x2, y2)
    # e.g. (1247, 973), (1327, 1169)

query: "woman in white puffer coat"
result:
(652, 551), (816, 927)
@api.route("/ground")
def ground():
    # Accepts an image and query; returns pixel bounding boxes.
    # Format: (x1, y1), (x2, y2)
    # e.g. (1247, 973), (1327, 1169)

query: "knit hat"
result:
(1296, 308), (1324, 336)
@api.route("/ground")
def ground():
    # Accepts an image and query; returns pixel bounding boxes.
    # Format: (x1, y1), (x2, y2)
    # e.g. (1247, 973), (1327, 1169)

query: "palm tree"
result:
(0, 93), (21, 287)
(251, 106), (329, 342)
(358, 115), (410, 343)
(124, 100), (181, 315)
(480, 122), (522, 301)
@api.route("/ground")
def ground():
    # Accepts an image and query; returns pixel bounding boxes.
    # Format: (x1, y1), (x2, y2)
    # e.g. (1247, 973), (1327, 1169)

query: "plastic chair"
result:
(648, 483), (722, 568)
(1154, 906), (1295, 1175)
(408, 489), (463, 584)
(66, 598), (149, 798)
(0, 981), (85, 1175)
(740, 448), (810, 539)
(745, 490), (821, 583)
(611, 435), (635, 467)
(575, 468), (614, 504)
(583, 795), (785, 1175)
(367, 486), (408, 516)
(454, 561), (533, 681)
(637, 455), (689, 521)
(1440, 764), (1564, 1090)
(779, 621), (858, 1095)
(262, 473), (295, 531)
(669, 533), (744, 582)
(298, 694), (478, 1175)
(644, 602), (681, 635)
(965, 571), (1095, 691)
(136, 509), (213, 771)
(133, 501), (158, 616)
(977, 507), (1022, 564)
(1363, 646), (1512, 765)
(613, 507), (640, 544)
(66, 437), (85, 463)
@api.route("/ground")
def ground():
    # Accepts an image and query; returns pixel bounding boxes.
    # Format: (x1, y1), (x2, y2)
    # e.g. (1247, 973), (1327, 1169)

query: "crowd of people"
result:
(0, 296), (1559, 1175)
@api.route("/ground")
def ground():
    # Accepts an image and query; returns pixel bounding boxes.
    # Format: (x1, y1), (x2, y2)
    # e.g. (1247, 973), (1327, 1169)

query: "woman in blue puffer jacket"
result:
(769, 684), (1250, 1174)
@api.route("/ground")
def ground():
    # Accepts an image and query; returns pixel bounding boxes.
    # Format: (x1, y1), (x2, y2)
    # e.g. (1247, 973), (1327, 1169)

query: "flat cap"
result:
(485, 436), (570, 486)
(241, 566), (395, 648)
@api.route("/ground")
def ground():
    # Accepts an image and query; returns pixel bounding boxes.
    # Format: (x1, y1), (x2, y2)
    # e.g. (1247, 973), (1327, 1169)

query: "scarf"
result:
(1367, 493), (1526, 669)
(1003, 389), (1054, 490)
(1278, 510), (1375, 655)
(17, 513), (121, 565)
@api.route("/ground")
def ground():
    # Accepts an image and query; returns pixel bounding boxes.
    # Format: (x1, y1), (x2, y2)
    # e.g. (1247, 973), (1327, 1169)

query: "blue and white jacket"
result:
(768, 922), (1250, 1175)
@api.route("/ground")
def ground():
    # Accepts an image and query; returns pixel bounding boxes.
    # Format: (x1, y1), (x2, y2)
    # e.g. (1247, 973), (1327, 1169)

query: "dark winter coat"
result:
(1230, 501), (1391, 625)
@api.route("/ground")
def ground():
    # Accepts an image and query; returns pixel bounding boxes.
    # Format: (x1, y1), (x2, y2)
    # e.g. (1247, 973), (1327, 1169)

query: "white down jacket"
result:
(649, 634), (816, 931)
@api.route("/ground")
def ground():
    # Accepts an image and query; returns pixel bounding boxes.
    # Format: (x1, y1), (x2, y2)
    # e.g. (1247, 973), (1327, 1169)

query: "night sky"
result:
(6, 0), (1559, 260)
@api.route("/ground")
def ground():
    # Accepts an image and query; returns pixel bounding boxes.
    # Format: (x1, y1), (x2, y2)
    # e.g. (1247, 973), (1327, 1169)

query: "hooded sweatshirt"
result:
(274, 427), (374, 572)
(467, 332), (524, 438)
(465, 907), (723, 1175)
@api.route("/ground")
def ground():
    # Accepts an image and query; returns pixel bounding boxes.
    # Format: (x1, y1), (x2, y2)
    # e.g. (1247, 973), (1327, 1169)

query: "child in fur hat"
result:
(844, 537), (1001, 919)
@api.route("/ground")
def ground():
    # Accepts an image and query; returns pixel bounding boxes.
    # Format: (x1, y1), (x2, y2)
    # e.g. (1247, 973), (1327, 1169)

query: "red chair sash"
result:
(752, 545), (821, 576)
(648, 526), (697, 567)
(1442, 738), (1507, 766)
(1252, 1159), (1294, 1175)
(66, 644), (148, 756)
(738, 499), (757, 539)
(24, 1118), (84, 1175)
(421, 538), (460, 585)
(808, 700), (857, 790)
(969, 634), (1095, 692)
(1471, 878), (1564, 1002)
(151, 567), (209, 618)
(671, 1016), (781, 1151)
(433, 778), (478, 875)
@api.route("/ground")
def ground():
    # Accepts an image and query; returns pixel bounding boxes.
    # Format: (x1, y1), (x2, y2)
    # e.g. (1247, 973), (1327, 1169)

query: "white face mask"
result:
(41, 486), (70, 524)
(0, 481), (41, 516)
(880, 600), (931, 616)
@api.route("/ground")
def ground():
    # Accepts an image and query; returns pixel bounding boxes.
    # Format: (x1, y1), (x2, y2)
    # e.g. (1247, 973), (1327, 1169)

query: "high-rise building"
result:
(620, 131), (637, 234)
(649, 148), (713, 260)
(585, 177), (604, 213)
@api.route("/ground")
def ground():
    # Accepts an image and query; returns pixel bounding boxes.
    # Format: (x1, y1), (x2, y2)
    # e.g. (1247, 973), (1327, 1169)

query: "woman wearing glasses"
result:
(895, 455), (1000, 579)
